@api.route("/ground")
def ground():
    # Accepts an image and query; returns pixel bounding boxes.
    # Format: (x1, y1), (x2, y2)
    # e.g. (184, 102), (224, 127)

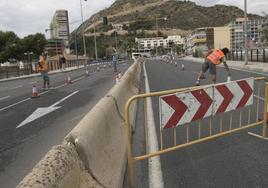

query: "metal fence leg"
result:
(248, 82), (268, 140)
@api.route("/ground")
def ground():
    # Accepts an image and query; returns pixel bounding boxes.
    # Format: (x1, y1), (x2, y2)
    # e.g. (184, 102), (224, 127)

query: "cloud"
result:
(191, 0), (268, 15)
(0, 0), (116, 38)
(0, 0), (266, 38)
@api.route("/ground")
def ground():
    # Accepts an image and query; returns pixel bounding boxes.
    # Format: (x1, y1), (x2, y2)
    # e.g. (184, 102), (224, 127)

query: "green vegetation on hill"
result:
(83, 0), (261, 33)
(72, 0), (264, 58)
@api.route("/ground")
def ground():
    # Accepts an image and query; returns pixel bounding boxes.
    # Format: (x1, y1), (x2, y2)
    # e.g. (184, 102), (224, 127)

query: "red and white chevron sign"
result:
(160, 78), (254, 129)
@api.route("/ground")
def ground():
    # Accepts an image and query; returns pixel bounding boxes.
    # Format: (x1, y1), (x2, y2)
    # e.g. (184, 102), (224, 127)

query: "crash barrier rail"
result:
(125, 77), (268, 187)
(0, 64), (33, 79)
(0, 60), (86, 79)
(228, 49), (268, 63)
(17, 59), (142, 188)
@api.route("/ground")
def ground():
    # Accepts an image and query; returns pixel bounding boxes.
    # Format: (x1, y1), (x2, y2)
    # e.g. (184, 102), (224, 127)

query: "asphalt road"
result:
(129, 58), (268, 188)
(0, 61), (130, 188)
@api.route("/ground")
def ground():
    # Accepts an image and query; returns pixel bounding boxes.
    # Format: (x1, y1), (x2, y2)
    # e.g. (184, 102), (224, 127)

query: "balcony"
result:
(193, 38), (207, 43)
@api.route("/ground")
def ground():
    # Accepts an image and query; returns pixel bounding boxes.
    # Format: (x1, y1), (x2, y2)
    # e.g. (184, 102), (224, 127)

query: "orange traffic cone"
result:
(31, 85), (39, 98)
(181, 63), (185, 70)
(86, 70), (89, 77)
(67, 76), (73, 84)
(115, 73), (120, 84)
(118, 71), (122, 79)
(266, 104), (268, 122)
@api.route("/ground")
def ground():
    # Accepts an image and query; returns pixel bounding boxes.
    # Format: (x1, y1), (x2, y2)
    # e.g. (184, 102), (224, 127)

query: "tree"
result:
(0, 31), (20, 63)
(260, 13), (268, 46)
(21, 33), (47, 59)
(0, 31), (47, 63)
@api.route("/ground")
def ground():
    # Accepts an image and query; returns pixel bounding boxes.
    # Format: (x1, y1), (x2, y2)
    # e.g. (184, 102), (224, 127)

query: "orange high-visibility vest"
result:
(207, 49), (225, 65)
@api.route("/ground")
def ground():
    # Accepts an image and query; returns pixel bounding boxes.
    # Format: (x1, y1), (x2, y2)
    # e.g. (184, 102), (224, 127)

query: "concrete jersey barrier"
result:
(65, 59), (141, 187)
(17, 59), (142, 188)
(16, 142), (102, 188)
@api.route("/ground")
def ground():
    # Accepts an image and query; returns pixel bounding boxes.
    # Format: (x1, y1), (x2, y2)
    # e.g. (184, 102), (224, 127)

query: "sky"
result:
(0, 0), (267, 38)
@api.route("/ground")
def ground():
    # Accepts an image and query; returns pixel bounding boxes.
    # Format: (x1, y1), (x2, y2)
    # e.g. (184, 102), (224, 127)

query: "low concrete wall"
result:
(17, 59), (142, 188)
(65, 59), (141, 187)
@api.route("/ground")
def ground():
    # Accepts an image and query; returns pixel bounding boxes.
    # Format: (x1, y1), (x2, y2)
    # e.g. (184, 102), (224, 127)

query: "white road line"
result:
(254, 95), (265, 101)
(0, 96), (10, 101)
(143, 63), (164, 188)
(10, 85), (23, 90)
(0, 71), (95, 112)
(0, 98), (30, 112)
(30, 81), (37, 84)
(53, 84), (67, 89)
(39, 90), (50, 96)
(72, 76), (84, 82)
(248, 132), (268, 141)
(192, 71), (200, 75)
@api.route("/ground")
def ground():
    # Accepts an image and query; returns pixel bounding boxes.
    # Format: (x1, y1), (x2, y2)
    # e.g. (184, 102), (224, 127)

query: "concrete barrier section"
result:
(65, 60), (141, 188)
(17, 142), (103, 188)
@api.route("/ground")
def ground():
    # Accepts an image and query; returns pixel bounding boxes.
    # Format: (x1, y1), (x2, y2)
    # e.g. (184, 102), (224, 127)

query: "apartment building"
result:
(185, 27), (214, 56)
(50, 10), (70, 41)
(135, 35), (184, 50)
(229, 18), (267, 50)
(47, 10), (70, 55)
(135, 37), (178, 51)
(214, 26), (230, 49)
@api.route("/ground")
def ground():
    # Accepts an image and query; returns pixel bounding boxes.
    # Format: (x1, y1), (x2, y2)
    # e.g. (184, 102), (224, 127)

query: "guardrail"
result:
(228, 49), (268, 62)
(17, 59), (142, 188)
(0, 60), (87, 80)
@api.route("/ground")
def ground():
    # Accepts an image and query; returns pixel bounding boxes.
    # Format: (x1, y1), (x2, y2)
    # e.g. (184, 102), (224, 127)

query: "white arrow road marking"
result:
(16, 90), (79, 129)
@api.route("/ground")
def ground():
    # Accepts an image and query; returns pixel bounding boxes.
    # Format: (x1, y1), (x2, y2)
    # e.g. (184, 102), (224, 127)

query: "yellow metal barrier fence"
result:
(125, 77), (268, 187)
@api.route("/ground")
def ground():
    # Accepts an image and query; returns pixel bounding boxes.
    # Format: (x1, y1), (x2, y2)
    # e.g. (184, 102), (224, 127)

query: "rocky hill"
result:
(78, 0), (262, 36)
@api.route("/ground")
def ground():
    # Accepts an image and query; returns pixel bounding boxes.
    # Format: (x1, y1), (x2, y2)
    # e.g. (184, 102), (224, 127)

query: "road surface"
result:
(0, 61), (130, 188)
(128, 58), (268, 188)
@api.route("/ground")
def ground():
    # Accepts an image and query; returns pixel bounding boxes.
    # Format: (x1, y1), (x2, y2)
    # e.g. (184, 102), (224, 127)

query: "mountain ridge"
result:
(79, 0), (262, 36)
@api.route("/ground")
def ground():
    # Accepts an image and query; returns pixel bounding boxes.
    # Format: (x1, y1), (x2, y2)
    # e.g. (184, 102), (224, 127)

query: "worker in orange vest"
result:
(39, 53), (50, 89)
(195, 48), (230, 86)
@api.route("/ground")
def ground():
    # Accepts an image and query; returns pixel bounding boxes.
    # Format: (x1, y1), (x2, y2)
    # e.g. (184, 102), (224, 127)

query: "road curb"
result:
(182, 57), (268, 76)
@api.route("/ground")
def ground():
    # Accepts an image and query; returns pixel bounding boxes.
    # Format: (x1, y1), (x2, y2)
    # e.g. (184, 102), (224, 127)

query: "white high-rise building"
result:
(229, 18), (267, 50)
(50, 10), (70, 43)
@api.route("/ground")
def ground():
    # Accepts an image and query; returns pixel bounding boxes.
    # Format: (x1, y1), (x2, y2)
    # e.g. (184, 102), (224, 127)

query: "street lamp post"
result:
(244, 0), (249, 65)
(80, 0), (87, 57)
(115, 31), (118, 51)
(155, 16), (167, 56)
(156, 15), (159, 56)
(75, 29), (79, 67)
(93, 21), (98, 60)
(24, 52), (33, 74)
